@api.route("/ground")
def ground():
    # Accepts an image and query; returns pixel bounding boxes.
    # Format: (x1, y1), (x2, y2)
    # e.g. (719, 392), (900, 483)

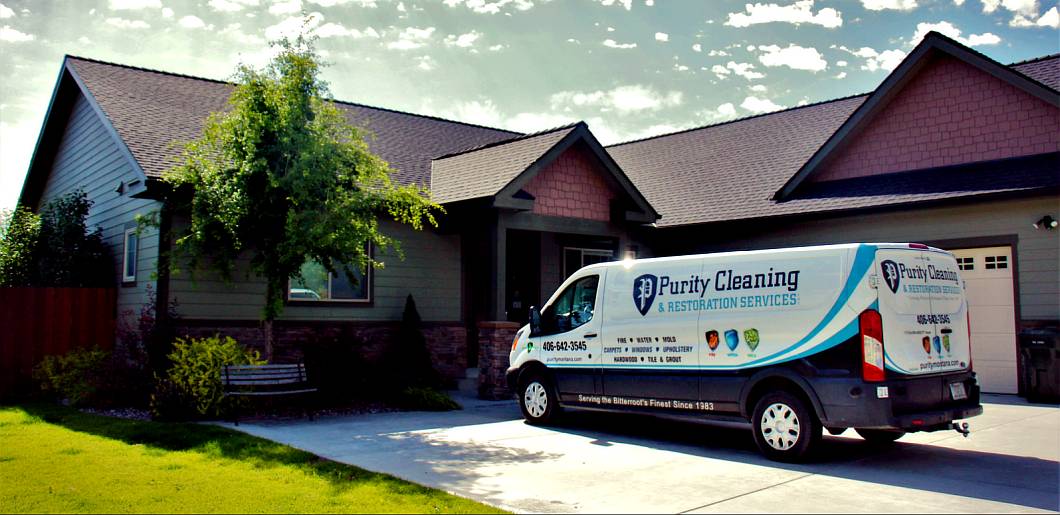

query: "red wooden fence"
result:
(0, 287), (116, 398)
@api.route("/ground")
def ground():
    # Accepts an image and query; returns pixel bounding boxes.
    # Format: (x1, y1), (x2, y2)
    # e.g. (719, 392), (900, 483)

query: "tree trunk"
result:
(263, 319), (274, 362)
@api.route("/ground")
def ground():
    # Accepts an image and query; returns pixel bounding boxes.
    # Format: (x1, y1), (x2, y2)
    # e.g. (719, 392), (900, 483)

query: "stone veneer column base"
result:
(477, 321), (520, 400)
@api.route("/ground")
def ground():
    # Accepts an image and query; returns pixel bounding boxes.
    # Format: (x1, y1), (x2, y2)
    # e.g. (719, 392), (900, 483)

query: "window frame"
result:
(121, 227), (138, 284)
(287, 245), (373, 305)
(537, 274), (600, 337)
(562, 247), (614, 278)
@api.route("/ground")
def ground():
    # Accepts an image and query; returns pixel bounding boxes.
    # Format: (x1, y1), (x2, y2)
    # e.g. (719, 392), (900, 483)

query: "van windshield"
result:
(540, 275), (599, 335)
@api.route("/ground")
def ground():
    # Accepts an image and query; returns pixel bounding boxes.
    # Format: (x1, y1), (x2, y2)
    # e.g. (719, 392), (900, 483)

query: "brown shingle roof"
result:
(65, 56), (519, 186)
(608, 53), (1060, 228)
(430, 123), (579, 204)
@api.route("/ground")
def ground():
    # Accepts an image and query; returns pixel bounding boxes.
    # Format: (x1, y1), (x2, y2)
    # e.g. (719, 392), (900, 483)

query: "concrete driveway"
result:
(219, 394), (1059, 514)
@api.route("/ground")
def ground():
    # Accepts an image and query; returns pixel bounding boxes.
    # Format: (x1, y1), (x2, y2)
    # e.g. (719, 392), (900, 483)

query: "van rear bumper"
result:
(813, 371), (982, 431)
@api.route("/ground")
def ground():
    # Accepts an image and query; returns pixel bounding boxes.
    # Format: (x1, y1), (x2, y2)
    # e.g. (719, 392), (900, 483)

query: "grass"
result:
(0, 404), (505, 514)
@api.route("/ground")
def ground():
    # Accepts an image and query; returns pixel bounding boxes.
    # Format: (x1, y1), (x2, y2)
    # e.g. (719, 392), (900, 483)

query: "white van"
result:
(507, 243), (983, 461)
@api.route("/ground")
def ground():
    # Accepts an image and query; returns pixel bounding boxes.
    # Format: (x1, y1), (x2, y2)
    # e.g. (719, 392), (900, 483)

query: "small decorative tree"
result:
(389, 294), (441, 389)
(164, 34), (441, 360)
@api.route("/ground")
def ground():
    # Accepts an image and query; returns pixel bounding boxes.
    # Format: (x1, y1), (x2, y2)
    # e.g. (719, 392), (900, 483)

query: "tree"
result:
(0, 190), (111, 287)
(164, 35), (441, 360)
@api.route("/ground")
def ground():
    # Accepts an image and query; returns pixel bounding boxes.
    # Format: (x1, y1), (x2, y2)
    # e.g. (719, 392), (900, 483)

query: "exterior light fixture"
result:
(1033, 215), (1057, 230)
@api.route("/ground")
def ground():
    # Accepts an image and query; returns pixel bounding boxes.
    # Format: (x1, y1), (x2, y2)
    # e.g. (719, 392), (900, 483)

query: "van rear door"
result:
(876, 246), (970, 377)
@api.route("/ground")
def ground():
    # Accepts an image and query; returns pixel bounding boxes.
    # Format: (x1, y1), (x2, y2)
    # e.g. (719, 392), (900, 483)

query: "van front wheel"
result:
(751, 391), (821, 462)
(519, 374), (558, 425)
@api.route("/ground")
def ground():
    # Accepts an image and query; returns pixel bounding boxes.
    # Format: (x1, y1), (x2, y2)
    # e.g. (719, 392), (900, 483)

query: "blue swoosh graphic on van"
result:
(885, 355), (913, 374)
(737, 244), (876, 368)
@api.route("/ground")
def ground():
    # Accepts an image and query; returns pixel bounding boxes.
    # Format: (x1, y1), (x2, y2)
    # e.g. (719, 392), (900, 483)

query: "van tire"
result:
(751, 391), (821, 462)
(518, 374), (558, 425)
(855, 429), (905, 444)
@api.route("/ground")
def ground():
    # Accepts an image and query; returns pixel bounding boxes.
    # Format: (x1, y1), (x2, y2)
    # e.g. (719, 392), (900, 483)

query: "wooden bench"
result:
(222, 363), (318, 425)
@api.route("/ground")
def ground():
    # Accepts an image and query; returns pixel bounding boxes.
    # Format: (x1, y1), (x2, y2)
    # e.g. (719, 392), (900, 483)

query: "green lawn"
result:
(0, 405), (505, 514)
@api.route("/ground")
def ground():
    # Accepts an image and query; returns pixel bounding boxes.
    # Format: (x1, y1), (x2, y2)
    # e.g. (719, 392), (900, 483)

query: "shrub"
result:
(32, 347), (110, 407)
(154, 335), (265, 419)
(393, 387), (461, 412)
(381, 295), (441, 390)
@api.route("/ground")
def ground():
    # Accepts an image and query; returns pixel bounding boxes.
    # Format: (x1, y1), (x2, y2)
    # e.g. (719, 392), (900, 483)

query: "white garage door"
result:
(950, 246), (1018, 394)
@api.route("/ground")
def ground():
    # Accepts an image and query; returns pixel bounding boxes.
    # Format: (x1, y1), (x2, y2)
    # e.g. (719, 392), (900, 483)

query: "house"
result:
(18, 32), (1059, 395)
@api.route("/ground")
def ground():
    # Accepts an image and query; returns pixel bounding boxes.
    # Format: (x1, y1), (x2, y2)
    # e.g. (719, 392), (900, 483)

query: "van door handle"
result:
(584, 333), (598, 339)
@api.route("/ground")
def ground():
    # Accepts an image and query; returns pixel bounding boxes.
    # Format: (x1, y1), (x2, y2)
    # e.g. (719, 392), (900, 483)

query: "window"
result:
(563, 248), (614, 278)
(288, 250), (371, 303)
(122, 228), (138, 283)
(984, 255), (1008, 270)
(957, 257), (974, 271)
(538, 275), (599, 336)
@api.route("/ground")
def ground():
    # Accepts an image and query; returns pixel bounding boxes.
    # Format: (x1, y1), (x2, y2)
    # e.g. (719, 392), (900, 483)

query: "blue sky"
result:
(1, 0), (1057, 210)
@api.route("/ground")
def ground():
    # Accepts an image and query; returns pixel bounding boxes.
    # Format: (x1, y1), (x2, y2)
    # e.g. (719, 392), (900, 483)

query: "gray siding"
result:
(169, 219), (462, 322)
(674, 195), (1059, 323)
(39, 92), (161, 323)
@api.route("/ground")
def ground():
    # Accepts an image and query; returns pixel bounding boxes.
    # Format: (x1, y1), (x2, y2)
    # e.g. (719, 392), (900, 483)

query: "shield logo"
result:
(881, 260), (901, 293)
(632, 274), (658, 316)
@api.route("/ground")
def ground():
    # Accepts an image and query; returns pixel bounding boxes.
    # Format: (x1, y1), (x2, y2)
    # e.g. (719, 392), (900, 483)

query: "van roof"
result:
(588, 242), (950, 270)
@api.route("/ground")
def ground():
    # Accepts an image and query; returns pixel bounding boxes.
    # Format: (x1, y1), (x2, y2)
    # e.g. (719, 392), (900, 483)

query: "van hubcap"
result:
(760, 402), (800, 451)
(524, 382), (548, 418)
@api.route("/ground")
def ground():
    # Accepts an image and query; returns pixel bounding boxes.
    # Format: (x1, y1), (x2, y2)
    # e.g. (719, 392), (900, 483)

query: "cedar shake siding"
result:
(37, 91), (161, 326)
(813, 54), (1060, 183)
(523, 142), (621, 221)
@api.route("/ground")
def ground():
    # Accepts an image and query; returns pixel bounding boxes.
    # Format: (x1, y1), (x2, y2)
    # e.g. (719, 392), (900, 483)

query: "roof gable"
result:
(432, 122), (659, 222)
(775, 31), (1060, 200)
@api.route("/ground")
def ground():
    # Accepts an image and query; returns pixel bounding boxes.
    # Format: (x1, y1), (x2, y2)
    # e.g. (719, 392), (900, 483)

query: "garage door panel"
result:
(973, 362), (1018, 394)
(948, 246), (1016, 394)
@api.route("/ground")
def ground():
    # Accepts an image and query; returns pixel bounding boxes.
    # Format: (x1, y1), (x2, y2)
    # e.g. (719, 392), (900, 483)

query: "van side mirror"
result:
(529, 306), (541, 336)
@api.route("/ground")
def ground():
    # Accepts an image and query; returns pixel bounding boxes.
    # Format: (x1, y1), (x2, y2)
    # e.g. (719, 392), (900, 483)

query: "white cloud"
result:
(0, 24), (33, 41)
(835, 71), (847, 79)
(314, 21), (380, 38)
(654, 32), (668, 42)
(550, 85), (682, 113)
(842, 46), (907, 71)
(861, 0), (918, 11)
(911, 21), (1001, 47)
(105, 17), (151, 29)
(740, 95), (785, 113)
(0, 3), (14, 18)
(1037, 6), (1059, 27)
(715, 61), (766, 80)
(416, 55), (435, 71)
(209, 0), (261, 11)
(836, 60), (848, 66)
(603, 38), (636, 49)
(443, 0), (539, 14)
(309, 0), (380, 6)
(707, 49), (729, 56)
(954, 0), (965, 5)
(179, 15), (207, 29)
(78, 36), (92, 45)
(607, 26), (615, 31)
(162, 7), (174, 17)
(757, 44), (827, 71)
(725, 0), (842, 28)
(270, 0), (303, 15)
(645, 0), (654, 6)
(750, 84), (767, 92)
(599, 0), (633, 10)
(567, 38), (580, 44)
(444, 30), (482, 47)
(220, 23), (267, 45)
(108, 0), (161, 9)
(489, 44), (505, 51)
(692, 43), (702, 52)
(698, 102), (738, 122)
(980, 0), (1038, 16)
(264, 13), (325, 39)
(387, 26), (435, 50)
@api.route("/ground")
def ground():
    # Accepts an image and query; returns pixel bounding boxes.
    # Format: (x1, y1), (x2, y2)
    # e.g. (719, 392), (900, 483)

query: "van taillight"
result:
(860, 309), (885, 382)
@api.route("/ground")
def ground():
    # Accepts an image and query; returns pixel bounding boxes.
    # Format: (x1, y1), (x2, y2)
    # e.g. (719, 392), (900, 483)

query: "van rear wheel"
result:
(518, 374), (558, 425)
(751, 391), (821, 462)
(855, 429), (905, 444)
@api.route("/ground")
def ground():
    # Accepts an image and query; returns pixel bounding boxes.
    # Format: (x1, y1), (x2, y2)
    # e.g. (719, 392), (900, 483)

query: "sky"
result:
(0, 0), (1058, 211)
